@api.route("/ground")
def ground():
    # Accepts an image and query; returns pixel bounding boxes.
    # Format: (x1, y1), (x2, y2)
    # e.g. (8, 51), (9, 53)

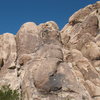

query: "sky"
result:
(0, 0), (99, 34)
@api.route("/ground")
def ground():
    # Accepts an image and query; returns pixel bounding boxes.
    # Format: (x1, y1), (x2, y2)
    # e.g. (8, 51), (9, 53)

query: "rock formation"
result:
(0, 1), (100, 100)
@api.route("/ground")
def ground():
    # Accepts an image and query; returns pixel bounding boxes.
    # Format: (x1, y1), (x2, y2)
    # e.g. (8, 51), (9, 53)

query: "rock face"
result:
(0, 1), (100, 100)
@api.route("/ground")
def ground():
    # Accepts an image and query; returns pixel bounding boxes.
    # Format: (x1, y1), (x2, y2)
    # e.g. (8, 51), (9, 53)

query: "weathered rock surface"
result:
(0, 1), (100, 100)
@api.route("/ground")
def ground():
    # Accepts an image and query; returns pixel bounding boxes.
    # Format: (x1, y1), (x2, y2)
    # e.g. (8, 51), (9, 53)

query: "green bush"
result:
(0, 85), (19, 100)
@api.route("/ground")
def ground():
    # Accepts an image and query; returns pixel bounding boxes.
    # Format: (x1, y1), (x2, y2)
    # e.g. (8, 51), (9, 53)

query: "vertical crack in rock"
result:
(0, 58), (4, 68)
(0, 1), (100, 100)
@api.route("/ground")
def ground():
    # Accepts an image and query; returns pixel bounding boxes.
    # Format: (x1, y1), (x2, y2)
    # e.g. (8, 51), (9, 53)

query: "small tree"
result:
(0, 85), (19, 100)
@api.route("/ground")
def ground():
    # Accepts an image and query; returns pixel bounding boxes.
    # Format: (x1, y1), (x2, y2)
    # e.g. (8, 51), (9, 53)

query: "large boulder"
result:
(0, 33), (19, 90)
(16, 22), (41, 57)
(0, 1), (100, 100)
(69, 1), (100, 23)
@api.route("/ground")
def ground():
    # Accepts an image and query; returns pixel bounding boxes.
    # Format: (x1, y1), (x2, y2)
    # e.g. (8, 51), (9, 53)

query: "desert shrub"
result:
(0, 85), (19, 100)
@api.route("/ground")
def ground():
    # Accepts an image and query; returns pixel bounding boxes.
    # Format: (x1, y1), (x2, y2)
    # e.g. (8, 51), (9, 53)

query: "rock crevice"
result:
(0, 1), (100, 100)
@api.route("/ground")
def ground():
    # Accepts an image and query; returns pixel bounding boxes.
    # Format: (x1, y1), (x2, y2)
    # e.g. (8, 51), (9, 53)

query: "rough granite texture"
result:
(0, 1), (100, 100)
